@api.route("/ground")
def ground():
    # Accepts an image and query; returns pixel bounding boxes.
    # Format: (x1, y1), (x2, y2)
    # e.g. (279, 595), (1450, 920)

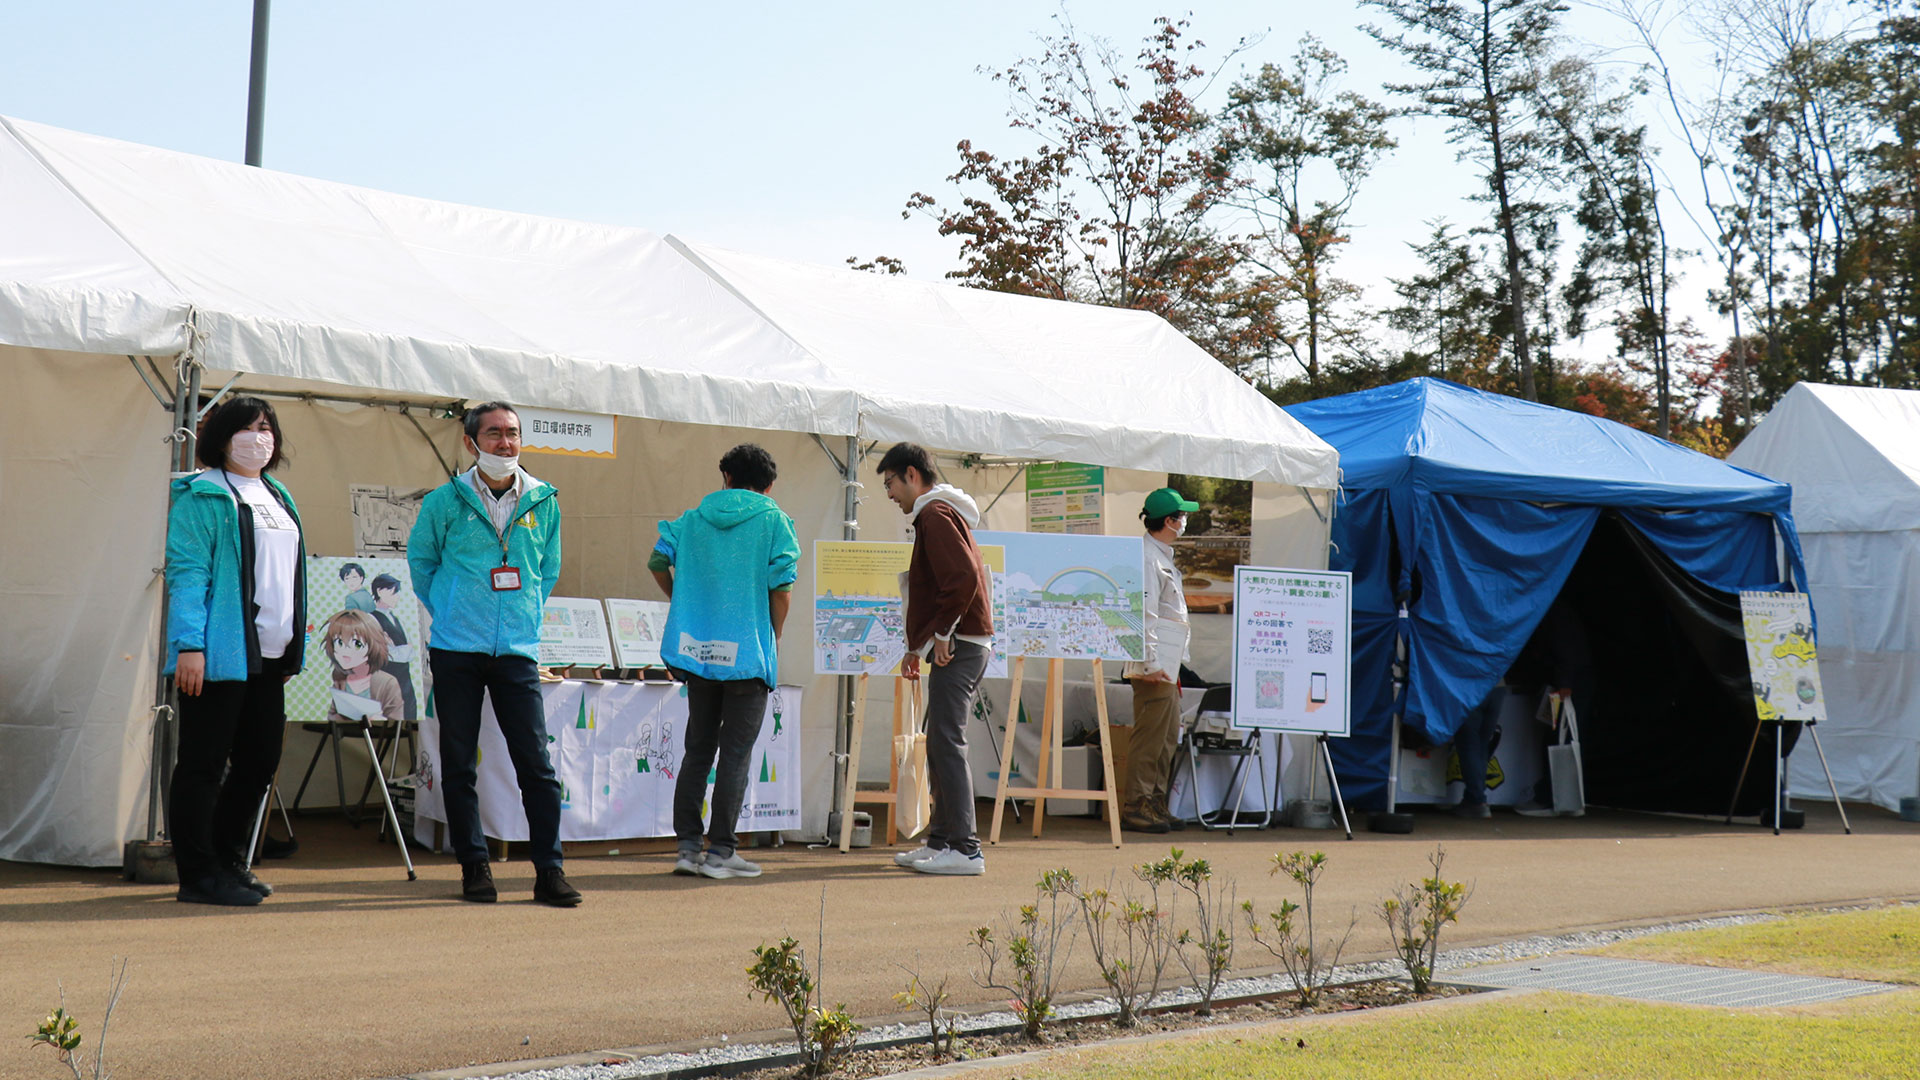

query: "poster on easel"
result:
(1739, 591), (1824, 721)
(284, 556), (428, 726)
(975, 531), (1145, 661)
(604, 598), (670, 668)
(812, 541), (1008, 676)
(539, 596), (615, 669)
(1231, 566), (1351, 735)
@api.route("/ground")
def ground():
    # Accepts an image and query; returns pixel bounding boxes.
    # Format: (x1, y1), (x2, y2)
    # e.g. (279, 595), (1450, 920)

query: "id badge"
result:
(490, 566), (522, 592)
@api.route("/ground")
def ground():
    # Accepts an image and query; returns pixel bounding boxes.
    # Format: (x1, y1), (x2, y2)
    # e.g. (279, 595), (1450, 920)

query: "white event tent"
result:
(0, 115), (1338, 866)
(1729, 382), (1920, 811)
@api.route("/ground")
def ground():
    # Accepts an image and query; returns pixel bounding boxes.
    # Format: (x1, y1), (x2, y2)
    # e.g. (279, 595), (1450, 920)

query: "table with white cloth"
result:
(413, 680), (803, 846)
(965, 678), (1284, 819)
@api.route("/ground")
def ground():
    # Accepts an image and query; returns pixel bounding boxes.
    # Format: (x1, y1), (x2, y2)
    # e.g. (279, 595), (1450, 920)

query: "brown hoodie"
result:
(904, 498), (993, 651)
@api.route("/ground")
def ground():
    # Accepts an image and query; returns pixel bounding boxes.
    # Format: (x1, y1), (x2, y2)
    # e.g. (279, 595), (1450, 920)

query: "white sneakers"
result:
(698, 851), (763, 879)
(911, 848), (985, 876)
(894, 845), (938, 867)
(672, 852), (702, 876)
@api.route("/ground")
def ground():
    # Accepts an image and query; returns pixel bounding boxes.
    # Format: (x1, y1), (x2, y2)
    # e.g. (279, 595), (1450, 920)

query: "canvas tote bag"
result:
(1546, 693), (1587, 816)
(893, 676), (933, 838)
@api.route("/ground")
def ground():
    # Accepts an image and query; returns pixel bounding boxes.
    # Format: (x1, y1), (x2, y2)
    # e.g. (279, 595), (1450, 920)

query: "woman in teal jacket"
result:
(165, 397), (306, 907)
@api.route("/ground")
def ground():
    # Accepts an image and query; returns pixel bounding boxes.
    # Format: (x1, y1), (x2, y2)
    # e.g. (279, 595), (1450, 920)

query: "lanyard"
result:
(471, 470), (519, 566)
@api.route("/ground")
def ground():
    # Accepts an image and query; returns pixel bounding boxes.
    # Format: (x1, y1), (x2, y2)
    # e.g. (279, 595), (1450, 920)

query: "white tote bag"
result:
(893, 678), (933, 838)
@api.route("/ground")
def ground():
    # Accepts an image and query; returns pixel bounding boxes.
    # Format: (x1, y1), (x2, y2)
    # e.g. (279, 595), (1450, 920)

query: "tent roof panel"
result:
(1289, 378), (1792, 512)
(1729, 382), (1920, 533)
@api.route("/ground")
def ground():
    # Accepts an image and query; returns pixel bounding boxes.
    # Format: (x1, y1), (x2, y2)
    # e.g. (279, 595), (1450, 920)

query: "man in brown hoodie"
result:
(878, 443), (993, 876)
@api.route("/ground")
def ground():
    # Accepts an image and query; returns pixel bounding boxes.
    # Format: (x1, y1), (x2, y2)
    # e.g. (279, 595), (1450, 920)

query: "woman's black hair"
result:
(196, 396), (287, 472)
(720, 443), (778, 492)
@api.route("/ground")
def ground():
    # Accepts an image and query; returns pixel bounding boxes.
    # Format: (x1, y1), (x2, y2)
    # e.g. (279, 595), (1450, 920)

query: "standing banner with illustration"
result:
(1739, 591), (1825, 721)
(1231, 566), (1352, 735)
(605, 598), (671, 668)
(285, 556), (429, 726)
(812, 541), (1008, 676)
(975, 531), (1145, 661)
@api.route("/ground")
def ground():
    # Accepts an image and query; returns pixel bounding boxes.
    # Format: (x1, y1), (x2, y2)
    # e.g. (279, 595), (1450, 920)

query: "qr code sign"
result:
(1307, 629), (1334, 655)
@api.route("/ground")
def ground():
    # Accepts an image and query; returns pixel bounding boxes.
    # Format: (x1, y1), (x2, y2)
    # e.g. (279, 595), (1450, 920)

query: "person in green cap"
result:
(1121, 487), (1198, 832)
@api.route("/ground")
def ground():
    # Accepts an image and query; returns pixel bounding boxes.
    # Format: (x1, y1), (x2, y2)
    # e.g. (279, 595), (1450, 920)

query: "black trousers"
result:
(672, 672), (770, 858)
(169, 655), (289, 882)
(430, 649), (564, 869)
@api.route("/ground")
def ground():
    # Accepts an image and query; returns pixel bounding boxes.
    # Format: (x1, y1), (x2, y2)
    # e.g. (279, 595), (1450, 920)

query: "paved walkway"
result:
(3, 802), (1915, 1080)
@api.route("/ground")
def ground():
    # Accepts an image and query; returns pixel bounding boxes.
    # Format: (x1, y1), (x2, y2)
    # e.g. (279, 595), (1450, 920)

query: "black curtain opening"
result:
(1547, 511), (1797, 816)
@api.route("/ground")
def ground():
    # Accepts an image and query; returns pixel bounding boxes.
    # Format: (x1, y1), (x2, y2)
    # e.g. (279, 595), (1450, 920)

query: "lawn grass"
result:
(1596, 904), (1920, 985)
(953, 990), (1920, 1080)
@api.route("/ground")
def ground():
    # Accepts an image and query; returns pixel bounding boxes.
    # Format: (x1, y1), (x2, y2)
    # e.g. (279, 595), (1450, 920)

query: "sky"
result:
(0, 1), (1733, 376)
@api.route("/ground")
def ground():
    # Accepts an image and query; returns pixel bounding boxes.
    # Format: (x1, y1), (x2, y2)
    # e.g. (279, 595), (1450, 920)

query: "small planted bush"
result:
(971, 867), (1078, 1041)
(1381, 845), (1471, 995)
(1140, 847), (1237, 1016)
(1243, 850), (1355, 1008)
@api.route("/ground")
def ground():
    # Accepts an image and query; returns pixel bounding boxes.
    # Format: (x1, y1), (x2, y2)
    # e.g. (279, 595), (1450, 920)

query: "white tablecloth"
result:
(414, 680), (802, 843)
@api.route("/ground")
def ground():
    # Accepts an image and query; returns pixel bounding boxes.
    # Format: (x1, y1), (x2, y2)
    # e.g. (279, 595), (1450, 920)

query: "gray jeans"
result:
(673, 671), (769, 859)
(924, 639), (989, 857)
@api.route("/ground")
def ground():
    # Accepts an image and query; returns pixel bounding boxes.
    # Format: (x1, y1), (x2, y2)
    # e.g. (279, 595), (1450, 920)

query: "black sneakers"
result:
(533, 867), (583, 907)
(461, 860), (498, 903)
(178, 871), (264, 907)
(225, 861), (273, 898)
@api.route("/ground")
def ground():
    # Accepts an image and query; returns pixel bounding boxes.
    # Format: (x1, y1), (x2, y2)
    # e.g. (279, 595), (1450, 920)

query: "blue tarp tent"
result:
(1287, 379), (1808, 815)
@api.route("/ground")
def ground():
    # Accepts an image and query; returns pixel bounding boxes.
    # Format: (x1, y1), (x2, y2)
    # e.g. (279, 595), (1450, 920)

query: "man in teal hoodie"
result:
(409, 402), (579, 907)
(650, 444), (800, 880)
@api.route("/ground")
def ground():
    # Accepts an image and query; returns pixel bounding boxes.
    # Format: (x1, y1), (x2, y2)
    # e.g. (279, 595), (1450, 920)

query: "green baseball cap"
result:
(1143, 488), (1199, 518)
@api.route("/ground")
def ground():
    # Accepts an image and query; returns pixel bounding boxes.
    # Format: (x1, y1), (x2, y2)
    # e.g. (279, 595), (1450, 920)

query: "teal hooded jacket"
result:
(655, 489), (800, 688)
(165, 470), (307, 682)
(408, 471), (561, 661)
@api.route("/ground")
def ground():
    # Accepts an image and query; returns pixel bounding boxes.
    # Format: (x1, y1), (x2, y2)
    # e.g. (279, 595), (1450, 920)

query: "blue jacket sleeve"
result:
(407, 492), (445, 620)
(768, 513), (800, 591)
(165, 495), (214, 653)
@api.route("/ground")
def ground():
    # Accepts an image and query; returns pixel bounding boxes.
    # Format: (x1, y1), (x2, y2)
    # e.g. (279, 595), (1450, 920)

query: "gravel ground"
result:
(495, 909), (1796, 1080)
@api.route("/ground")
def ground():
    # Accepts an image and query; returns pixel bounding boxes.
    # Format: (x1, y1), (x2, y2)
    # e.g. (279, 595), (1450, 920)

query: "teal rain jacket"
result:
(408, 471), (562, 661)
(656, 489), (800, 688)
(165, 470), (307, 681)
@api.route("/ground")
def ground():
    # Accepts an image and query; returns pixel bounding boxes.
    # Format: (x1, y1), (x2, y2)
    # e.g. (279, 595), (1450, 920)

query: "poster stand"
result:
(1303, 733), (1355, 840)
(837, 673), (916, 853)
(1725, 720), (1850, 836)
(987, 656), (1123, 847)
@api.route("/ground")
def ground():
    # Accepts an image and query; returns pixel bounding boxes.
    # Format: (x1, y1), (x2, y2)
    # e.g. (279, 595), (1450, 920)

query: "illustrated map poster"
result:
(1231, 566), (1351, 735)
(1025, 462), (1104, 534)
(1740, 591), (1824, 721)
(812, 541), (1007, 677)
(540, 597), (616, 668)
(284, 556), (429, 726)
(414, 681), (801, 842)
(976, 531), (1145, 662)
(605, 598), (671, 668)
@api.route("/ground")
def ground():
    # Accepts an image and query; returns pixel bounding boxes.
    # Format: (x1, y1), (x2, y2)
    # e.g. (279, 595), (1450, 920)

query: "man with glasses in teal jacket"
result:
(409, 401), (580, 907)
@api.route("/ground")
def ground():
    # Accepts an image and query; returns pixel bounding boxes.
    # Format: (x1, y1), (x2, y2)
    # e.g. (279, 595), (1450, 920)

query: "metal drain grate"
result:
(1455, 954), (1898, 1008)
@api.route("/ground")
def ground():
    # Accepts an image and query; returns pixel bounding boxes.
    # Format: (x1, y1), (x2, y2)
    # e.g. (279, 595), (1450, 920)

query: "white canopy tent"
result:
(1729, 382), (1920, 812)
(0, 115), (1337, 865)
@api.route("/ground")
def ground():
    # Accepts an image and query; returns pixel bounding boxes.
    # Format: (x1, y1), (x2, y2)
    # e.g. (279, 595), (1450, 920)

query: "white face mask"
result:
(476, 449), (520, 481)
(1171, 515), (1187, 538)
(227, 430), (274, 472)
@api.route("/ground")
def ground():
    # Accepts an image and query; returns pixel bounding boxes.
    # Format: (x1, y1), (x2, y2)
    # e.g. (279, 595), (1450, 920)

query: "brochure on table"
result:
(604, 598), (671, 668)
(539, 596), (615, 668)
(1739, 591), (1825, 722)
(1231, 566), (1352, 735)
(812, 541), (1009, 676)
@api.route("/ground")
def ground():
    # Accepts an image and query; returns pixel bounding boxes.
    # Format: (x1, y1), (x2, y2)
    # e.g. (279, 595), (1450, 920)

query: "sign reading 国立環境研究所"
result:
(516, 407), (616, 458)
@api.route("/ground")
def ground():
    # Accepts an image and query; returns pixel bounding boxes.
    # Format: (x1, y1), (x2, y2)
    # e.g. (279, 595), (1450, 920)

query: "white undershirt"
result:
(221, 470), (300, 660)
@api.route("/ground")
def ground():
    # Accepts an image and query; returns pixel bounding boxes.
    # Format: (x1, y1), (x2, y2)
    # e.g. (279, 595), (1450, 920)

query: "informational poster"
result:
(517, 406), (617, 458)
(1172, 535), (1249, 615)
(1025, 462), (1105, 534)
(284, 556), (429, 726)
(349, 484), (429, 556)
(1740, 591), (1825, 722)
(812, 541), (1008, 676)
(605, 598), (671, 668)
(414, 682), (802, 842)
(539, 596), (616, 668)
(1231, 566), (1351, 735)
(976, 531), (1146, 661)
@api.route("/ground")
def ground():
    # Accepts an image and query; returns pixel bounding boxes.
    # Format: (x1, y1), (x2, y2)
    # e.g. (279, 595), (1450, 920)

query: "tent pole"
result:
(147, 352), (200, 845)
(1386, 602), (1408, 813)
(829, 435), (862, 835)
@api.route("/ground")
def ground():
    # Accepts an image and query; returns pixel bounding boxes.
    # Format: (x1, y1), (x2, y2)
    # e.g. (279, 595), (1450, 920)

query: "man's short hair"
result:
(339, 563), (366, 582)
(875, 442), (938, 485)
(720, 443), (778, 491)
(464, 401), (518, 441)
(1143, 513), (1174, 533)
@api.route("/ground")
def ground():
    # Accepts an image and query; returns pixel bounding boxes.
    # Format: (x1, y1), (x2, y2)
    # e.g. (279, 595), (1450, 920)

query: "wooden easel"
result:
(987, 656), (1123, 847)
(837, 672), (918, 853)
